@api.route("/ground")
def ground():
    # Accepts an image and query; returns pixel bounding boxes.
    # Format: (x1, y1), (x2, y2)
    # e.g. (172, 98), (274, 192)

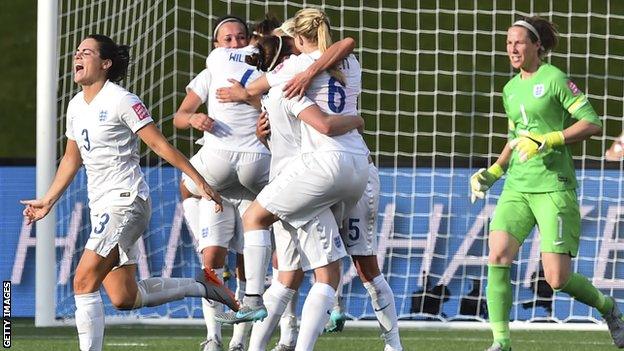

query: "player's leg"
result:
(249, 221), (303, 351)
(486, 190), (533, 351)
(181, 180), (201, 238)
(535, 190), (624, 348)
(324, 259), (346, 333)
(295, 210), (347, 351)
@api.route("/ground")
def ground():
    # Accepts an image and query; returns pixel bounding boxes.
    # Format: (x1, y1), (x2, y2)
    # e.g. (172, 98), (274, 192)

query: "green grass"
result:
(9, 318), (618, 351)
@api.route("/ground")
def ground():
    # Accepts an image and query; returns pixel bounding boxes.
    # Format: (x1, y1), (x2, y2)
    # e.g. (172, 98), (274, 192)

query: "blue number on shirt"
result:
(328, 77), (346, 113)
(240, 69), (254, 87)
(93, 213), (110, 234)
(81, 129), (91, 151)
(348, 218), (360, 241)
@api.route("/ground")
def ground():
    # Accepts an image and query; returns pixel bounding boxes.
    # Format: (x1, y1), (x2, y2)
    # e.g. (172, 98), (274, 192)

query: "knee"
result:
(73, 274), (99, 295)
(544, 271), (569, 290)
(109, 295), (135, 310)
(488, 249), (514, 266)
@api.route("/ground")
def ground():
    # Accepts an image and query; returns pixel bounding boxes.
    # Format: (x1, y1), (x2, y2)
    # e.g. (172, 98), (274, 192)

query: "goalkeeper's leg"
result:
(486, 231), (521, 351)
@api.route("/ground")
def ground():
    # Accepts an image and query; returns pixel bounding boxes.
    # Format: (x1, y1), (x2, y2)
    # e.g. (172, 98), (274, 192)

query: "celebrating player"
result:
(469, 17), (624, 351)
(173, 15), (268, 351)
(20, 34), (237, 351)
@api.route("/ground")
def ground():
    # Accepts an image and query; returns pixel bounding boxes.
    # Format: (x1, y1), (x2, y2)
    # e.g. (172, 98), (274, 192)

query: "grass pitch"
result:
(9, 318), (618, 351)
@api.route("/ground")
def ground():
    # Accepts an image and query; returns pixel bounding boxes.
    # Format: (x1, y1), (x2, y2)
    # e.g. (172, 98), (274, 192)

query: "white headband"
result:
(267, 36), (283, 72)
(513, 20), (541, 43)
(214, 18), (244, 39)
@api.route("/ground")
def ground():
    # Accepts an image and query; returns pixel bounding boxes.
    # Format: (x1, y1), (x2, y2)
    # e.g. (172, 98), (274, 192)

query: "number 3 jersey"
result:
(266, 51), (369, 156)
(502, 63), (602, 192)
(186, 46), (268, 154)
(65, 80), (152, 211)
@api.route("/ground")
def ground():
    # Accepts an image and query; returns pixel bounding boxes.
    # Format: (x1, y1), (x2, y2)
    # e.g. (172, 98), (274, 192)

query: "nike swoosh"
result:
(346, 243), (357, 248)
(374, 303), (390, 312)
(553, 241), (565, 246)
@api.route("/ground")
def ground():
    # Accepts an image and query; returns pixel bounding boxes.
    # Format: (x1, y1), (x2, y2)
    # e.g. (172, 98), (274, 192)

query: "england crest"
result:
(533, 84), (545, 98)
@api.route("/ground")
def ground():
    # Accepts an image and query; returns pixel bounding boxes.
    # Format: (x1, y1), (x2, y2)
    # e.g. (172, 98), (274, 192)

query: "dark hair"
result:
(245, 35), (292, 72)
(516, 16), (559, 56)
(250, 13), (282, 40)
(212, 15), (249, 42)
(86, 34), (130, 82)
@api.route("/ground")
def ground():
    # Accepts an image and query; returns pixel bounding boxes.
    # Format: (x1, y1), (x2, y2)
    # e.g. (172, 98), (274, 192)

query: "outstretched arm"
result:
(283, 37), (356, 99)
(137, 123), (222, 211)
(21, 139), (82, 224)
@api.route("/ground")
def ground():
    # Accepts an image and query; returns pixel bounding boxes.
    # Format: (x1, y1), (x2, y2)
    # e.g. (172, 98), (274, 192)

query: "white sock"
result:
(295, 283), (335, 351)
(134, 277), (205, 307)
(278, 289), (298, 347)
(202, 268), (224, 342)
(230, 279), (252, 349)
(243, 230), (272, 306)
(182, 197), (200, 237)
(75, 292), (105, 351)
(249, 280), (295, 351)
(364, 274), (402, 350)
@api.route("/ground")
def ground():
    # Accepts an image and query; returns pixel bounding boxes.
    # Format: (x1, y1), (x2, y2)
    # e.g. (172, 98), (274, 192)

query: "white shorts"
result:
(85, 196), (151, 268)
(182, 147), (270, 199)
(341, 163), (380, 256)
(257, 152), (369, 229)
(274, 209), (347, 272)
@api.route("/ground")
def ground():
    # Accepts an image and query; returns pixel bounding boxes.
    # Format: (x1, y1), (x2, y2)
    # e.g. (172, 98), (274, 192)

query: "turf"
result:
(9, 318), (617, 351)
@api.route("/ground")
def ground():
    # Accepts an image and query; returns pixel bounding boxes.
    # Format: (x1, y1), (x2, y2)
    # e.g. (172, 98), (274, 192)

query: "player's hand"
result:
(470, 164), (504, 203)
(216, 79), (248, 103)
(189, 113), (214, 132)
(256, 111), (271, 143)
(20, 199), (53, 225)
(283, 70), (313, 99)
(510, 130), (564, 162)
(196, 181), (223, 213)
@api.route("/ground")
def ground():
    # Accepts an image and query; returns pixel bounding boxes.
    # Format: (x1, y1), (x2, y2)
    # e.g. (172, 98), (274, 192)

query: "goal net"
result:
(44, 0), (624, 326)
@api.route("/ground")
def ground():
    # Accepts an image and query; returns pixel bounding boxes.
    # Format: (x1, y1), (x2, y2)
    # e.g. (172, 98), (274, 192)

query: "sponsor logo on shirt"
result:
(271, 62), (284, 74)
(132, 102), (150, 121)
(533, 84), (545, 98)
(567, 80), (581, 96)
(99, 110), (108, 122)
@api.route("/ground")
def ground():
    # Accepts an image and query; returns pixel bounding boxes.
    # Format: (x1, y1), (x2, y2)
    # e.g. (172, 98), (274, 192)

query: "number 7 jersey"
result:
(65, 81), (153, 211)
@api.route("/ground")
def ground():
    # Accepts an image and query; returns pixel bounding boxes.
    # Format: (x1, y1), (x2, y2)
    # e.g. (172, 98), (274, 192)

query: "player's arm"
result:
(137, 123), (222, 211)
(217, 76), (270, 103)
(297, 105), (364, 136)
(562, 119), (602, 143)
(21, 139), (82, 224)
(283, 37), (356, 98)
(173, 90), (215, 132)
(469, 142), (511, 203)
(255, 111), (270, 149)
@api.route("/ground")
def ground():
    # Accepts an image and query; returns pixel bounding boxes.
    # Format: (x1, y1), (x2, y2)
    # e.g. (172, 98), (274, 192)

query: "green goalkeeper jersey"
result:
(502, 63), (602, 192)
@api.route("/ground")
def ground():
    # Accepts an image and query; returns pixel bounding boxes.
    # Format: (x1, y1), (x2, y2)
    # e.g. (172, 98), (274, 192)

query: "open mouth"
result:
(75, 64), (84, 73)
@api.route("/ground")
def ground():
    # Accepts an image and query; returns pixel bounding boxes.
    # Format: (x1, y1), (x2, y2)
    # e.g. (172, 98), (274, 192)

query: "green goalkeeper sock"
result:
(558, 273), (613, 315)
(487, 264), (512, 350)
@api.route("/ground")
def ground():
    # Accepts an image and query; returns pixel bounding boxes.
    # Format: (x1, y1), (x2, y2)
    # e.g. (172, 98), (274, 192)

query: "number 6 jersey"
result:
(65, 80), (153, 211)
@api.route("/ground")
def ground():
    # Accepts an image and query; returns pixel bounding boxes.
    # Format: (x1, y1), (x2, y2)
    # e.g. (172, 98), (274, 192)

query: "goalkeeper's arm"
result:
(470, 143), (512, 203)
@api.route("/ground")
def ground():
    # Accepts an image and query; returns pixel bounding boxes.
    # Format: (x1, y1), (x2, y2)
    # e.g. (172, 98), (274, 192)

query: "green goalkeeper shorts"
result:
(489, 189), (581, 256)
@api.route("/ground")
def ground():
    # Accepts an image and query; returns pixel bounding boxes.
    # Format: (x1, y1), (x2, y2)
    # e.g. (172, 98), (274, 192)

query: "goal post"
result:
(34, 0), (623, 328)
(35, 0), (58, 327)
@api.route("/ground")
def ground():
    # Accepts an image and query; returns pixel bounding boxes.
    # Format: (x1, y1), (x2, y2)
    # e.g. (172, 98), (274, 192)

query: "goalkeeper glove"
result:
(510, 130), (565, 162)
(470, 163), (504, 203)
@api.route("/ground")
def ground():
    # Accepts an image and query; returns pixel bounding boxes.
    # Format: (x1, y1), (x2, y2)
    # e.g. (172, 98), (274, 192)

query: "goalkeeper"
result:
(470, 16), (623, 351)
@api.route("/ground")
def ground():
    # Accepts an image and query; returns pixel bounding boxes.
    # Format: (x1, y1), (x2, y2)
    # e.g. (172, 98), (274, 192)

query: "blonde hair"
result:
(293, 8), (345, 85)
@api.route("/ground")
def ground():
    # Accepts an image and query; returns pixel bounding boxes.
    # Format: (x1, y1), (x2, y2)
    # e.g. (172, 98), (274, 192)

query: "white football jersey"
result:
(186, 46), (268, 154)
(261, 83), (314, 178)
(266, 51), (368, 155)
(65, 81), (152, 211)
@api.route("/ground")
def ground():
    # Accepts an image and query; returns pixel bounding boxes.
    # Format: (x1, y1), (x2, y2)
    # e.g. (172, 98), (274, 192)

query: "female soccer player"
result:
(21, 34), (237, 351)
(469, 17), (624, 351)
(174, 15), (273, 351)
